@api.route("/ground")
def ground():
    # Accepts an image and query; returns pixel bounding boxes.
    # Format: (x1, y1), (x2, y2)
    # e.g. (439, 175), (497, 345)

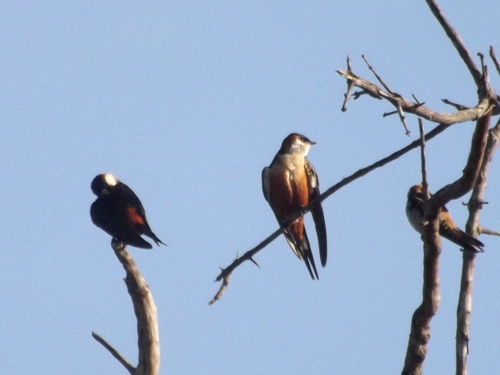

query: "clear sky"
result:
(1, 1), (499, 374)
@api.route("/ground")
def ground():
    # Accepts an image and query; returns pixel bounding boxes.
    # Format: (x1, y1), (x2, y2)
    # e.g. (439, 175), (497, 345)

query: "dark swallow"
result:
(90, 173), (165, 249)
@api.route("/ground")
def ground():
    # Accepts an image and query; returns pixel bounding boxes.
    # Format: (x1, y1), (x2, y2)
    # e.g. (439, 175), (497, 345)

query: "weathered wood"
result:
(93, 241), (160, 375)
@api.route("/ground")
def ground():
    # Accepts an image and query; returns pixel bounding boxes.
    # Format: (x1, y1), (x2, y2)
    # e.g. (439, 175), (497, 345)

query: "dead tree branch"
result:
(418, 119), (428, 195)
(362, 54), (394, 93)
(442, 99), (470, 111)
(336, 68), (491, 124)
(455, 113), (497, 374)
(402, 106), (491, 375)
(425, 0), (481, 87)
(490, 47), (500, 77)
(93, 241), (160, 375)
(479, 227), (500, 236)
(92, 332), (135, 374)
(401, 202), (442, 375)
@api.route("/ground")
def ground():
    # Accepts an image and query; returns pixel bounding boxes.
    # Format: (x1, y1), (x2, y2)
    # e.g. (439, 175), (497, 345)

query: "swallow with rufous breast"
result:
(262, 133), (328, 279)
(90, 173), (166, 249)
(406, 184), (484, 253)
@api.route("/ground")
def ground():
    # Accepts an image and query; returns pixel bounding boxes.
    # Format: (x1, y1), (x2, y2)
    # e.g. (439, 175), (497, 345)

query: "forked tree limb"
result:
(336, 68), (492, 124)
(455, 114), (499, 374)
(401, 107), (492, 375)
(93, 241), (160, 375)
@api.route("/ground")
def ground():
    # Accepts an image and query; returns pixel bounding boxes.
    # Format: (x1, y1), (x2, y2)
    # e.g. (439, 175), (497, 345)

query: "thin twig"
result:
(399, 105), (411, 136)
(479, 227), (500, 236)
(442, 99), (469, 111)
(490, 46), (500, 76)
(92, 332), (135, 375)
(362, 55), (393, 93)
(341, 56), (357, 112)
(418, 118), (429, 198)
(383, 110), (398, 117)
(209, 272), (232, 305)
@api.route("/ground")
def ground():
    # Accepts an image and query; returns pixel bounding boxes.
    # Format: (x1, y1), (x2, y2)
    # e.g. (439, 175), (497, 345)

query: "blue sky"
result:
(1, 1), (499, 374)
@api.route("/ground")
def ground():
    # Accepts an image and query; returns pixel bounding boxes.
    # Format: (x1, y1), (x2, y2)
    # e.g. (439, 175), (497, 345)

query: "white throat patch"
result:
(104, 173), (118, 186)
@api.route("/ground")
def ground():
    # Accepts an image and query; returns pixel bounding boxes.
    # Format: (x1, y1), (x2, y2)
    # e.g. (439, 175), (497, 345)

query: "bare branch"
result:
(479, 227), (500, 236)
(490, 46), (500, 76)
(401, 209), (442, 375)
(362, 55), (394, 93)
(402, 108), (492, 375)
(455, 113), (497, 374)
(399, 105), (411, 136)
(93, 241), (160, 375)
(336, 68), (491, 124)
(442, 99), (469, 111)
(92, 332), (135, 375)
(418, 119), (429, 197)
(429, 107), (491, 210)
(341, 56), (357, 112)
(209, 272), (232, 305)
(425, 0), (482, 86)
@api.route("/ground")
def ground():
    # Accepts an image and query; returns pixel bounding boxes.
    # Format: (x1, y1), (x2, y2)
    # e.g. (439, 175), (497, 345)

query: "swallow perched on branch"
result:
(406, 184), (484, 253)
(262, 133), (328, 279)
(90, 173), (166, 249)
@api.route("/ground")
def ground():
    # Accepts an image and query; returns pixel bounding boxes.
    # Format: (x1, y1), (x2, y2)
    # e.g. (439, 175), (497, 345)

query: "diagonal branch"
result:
(362, 54), (394, 93)
(210, 120), (461, 304)
(92, 332), (135, 375)
(428, 107), (491, 210)
(425, 0), (481, 87)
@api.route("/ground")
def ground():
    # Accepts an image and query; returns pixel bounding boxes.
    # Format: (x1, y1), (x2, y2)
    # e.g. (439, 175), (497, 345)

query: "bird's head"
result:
(91, 173), (119, 196)
(280, 133), (316, 156)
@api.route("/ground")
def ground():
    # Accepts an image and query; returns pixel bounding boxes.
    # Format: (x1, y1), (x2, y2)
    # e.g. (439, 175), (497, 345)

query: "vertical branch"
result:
(115, 244), (160, 375)
(402, 212), (442, 375)
(418, 118), (429, 198)
(93, 241), (160, 375)
(402, 109), (491, 375)
(456, 113), (496, 375)
(402, 118), (441, 375)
